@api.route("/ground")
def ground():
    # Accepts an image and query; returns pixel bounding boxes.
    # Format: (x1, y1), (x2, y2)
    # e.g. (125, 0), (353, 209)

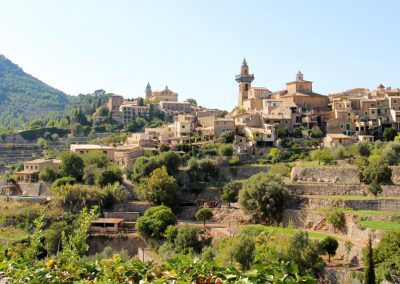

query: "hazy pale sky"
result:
(1, 0), (399, 110)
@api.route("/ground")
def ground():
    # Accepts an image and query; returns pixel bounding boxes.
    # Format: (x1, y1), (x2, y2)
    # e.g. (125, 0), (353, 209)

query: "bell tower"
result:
(145, 82), (152, 98)
(235, 58), (254, 106)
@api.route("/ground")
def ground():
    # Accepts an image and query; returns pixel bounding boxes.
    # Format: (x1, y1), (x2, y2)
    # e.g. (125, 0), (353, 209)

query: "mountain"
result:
(0, 54), (70, 127)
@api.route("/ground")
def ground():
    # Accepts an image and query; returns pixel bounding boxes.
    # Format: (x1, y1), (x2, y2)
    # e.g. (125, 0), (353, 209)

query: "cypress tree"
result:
(364, 236), (375, 284)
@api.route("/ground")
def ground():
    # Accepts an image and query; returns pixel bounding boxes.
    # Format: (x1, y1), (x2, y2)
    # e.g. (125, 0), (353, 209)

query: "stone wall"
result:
(112, 202), (152, 214)
(287, 183), (400, 197)
(390, 166), (400, 185)
(290, 167), (360, 184)
(298, 196), (400, 211)
(87, 234), (146, 256)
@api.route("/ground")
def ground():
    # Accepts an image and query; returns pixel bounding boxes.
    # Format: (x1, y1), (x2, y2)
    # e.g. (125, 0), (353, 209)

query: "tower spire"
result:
(145, 82), (152, 98)
(235, 59), (254, 106)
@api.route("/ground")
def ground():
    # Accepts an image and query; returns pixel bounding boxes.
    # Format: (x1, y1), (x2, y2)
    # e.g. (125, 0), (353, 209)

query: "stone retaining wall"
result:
(301, 196), (400, 211)
(112, 202), (152, 214)
(290, 166), (360, 184)
(287, 183), (400, 197)
(87, 234), (145, 256)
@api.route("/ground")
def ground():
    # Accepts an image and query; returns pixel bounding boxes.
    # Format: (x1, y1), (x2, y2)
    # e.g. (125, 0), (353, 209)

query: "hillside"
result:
(0, 54), (69, 127)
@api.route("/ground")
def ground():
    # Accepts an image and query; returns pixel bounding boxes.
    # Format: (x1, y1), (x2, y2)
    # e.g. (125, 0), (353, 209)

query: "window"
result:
(103, 151), (107, 154)
(182, 125), (185, 129)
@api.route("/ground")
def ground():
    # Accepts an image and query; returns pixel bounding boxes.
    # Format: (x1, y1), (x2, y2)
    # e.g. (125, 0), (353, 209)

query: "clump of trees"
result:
(134, 166), (179, 209)
(238, 173), (288, 224)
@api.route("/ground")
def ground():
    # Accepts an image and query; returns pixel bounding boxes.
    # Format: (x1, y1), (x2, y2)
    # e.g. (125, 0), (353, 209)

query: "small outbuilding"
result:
(89, 218), (124, 234)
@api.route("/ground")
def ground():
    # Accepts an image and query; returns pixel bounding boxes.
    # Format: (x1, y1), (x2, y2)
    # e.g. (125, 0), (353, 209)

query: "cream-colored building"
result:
(70, 144), (115, 161)
(146, 83), (178, 102)
(159, 101), (192, 114)
(15, 158), (61, 183)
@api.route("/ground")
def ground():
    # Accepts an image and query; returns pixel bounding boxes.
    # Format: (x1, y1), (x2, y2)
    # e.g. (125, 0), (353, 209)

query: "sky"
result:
(0, 0), (399, 111)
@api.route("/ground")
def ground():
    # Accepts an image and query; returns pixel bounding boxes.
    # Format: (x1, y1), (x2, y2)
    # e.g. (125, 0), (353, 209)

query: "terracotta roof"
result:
(91, 218), (124, 224)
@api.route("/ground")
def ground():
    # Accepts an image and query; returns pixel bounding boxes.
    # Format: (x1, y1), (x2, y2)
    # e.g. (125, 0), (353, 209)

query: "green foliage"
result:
(0, 55), (69, 127)
(268, 147), (283, 163)
(287, 231), (324, 277)
(136, 205), (176, 239)
(130, 156), (161, 181)
(135, 166), (179, 208)
(239, 173), (288, 224)
(19, 127), (68, 141)
(383, 127), (398, 141)
(195, 208), (213, 227)
(268, 163), (292, 177)
(231, 234), (256, 270)
(293, 128), (303, 138)
(81, 150), (109, 168)
(39, 165), (59, 182)
(309, 126), (324, 138)
(221, 187), (237, 206)
(123, 117), (147, 132)
(187, 158), (219, 182)
(158, 150), (181, 174)
(96, 165), (123, 187)
(218, 144), (233, 156)
(43, 221), (73, 255)
(368, 181), (382, 196)
(52, 183), (128, 212)
(359, 155), (392, 185)
(130, 151), (181, 181)
(228, 155), (240, 166)
(184, 98), (197, 106)
(381, 141), (400, 165)
(326, 208), (345, 230)
(374, 231), (400, 282)
(167, 225), (202, 254)
(218, 131), (235, 144)
(53, 176), (76, 188)
(364, 237), (376, 284)
(319, 236), (338, 262)
(309, 148), (334, 165)
(60, 151), (84, 181)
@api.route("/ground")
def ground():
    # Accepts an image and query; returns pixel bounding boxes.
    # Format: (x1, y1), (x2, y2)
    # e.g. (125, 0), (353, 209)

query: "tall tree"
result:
(364, 237), (376, 284)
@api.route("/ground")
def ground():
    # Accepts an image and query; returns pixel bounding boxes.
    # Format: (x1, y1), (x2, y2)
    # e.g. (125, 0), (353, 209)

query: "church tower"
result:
(235, 58), (254, 106)
(145, 82), (152, 99)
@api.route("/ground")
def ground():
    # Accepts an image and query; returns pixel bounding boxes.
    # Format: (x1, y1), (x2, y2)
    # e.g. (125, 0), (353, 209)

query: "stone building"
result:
(146, 83), (178, 102)
(15, 158), (61, 183)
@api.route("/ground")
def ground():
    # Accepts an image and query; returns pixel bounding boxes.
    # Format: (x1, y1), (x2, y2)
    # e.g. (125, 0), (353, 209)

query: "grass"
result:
(294, 160), (356, 168)
(357, 220), (400, 231)
(316, 207), (400, 217)
(343, 209), (400, 217)
(240, 224), (332, 239)
(0, 227), (30, 242)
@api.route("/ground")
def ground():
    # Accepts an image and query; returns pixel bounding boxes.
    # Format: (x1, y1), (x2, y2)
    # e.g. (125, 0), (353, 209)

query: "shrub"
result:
(359, 155), (392, 185)
(228, 155), (240, 166)
(368, 181), (382, 196)
(136, 205), (176, 239)
(53, 176), (76, 188)
(218, 144), (233, 157)
(326, 208), (345, 230)
(187, 158), (219, 182)
(383, 127), (398, 141)
(96, 166), (123, 187)
(309, 148), (334, 165)
(268, 148), (283, 163)
(218, 131), (235, 144)
(39, 165), (58, 182)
